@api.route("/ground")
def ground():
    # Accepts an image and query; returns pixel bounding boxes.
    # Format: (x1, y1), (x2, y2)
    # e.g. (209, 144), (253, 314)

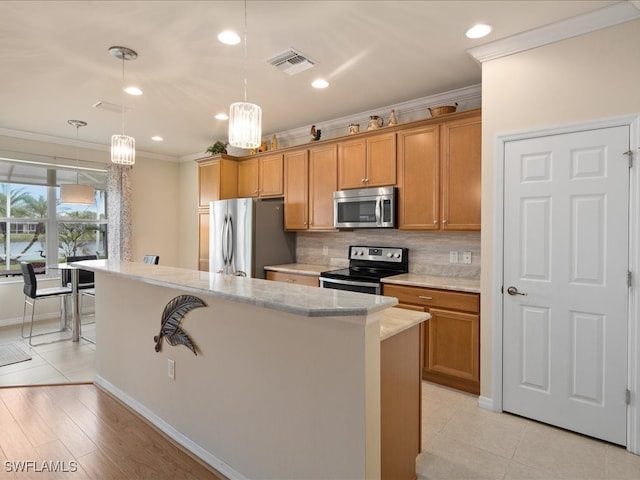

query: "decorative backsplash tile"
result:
(296, 231), (480, 279)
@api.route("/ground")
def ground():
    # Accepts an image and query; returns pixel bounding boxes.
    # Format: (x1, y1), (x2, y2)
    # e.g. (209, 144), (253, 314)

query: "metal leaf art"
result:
(154, 295), (207, 355)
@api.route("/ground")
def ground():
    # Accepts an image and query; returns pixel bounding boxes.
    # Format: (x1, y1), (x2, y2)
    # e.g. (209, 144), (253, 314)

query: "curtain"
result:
(107, 164), (132, 261)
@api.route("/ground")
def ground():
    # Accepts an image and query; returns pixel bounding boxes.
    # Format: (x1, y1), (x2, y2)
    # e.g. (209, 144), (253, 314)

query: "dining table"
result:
(51, 263), (81, 342)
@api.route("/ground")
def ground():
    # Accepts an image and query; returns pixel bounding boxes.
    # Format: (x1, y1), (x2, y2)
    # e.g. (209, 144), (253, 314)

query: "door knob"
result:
(506, 286), (527, 296)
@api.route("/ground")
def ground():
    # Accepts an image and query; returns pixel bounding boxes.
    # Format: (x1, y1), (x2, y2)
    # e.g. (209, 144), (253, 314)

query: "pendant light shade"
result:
(60, 184), (95, 204)
(229, 102), (262, 149)
(109, 46), (137, 165)
(61, 119), (94, 205)
(111, 134), (136, 165)
(228, 0), (261, 149)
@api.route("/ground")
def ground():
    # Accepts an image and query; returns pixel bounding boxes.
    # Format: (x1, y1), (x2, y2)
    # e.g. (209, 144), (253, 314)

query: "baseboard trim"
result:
(93, 375), (248, 480)
(478, 395), (497, 412)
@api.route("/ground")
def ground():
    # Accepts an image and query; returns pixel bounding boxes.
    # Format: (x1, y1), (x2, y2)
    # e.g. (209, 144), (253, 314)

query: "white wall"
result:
(480, 19), (640, 398)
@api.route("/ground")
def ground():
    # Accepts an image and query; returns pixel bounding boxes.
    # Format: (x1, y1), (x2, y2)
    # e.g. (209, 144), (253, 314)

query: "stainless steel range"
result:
(319, 246), (408, 295)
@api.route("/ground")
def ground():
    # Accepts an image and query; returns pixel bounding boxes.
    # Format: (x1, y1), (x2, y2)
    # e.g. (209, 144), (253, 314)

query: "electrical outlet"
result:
(449, 250), (458, 264)
(462, 251), (472, 264)
(168, 358), (175, 380)
(322, 245), (329, 256)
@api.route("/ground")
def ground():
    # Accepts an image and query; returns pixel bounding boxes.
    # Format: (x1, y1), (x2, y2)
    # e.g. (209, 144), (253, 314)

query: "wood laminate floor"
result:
(0, 384), (225, 479)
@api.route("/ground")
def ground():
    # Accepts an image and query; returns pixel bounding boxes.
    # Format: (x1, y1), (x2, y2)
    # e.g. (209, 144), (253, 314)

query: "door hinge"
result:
(626, 388), (631, 405)
(624, 150), (633, 168)
(628, 271), (632, 288)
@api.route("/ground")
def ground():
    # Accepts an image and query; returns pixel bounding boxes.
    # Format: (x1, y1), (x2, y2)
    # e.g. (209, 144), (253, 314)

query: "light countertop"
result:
(380, 307), (430, 341)
(382, 273), (480, 293)
(76, 259), (397, 319)
(264, 263), (480, 293)
(264, 263), (329, 276)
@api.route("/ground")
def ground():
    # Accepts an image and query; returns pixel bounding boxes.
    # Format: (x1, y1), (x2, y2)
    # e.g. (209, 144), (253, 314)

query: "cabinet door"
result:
(266, 271), (319, 287)
(238, 158), (259, 197)
(440, 115), (481, 230)
(423, 308), (480, 394)
(337, 138), (367, 189)
(198, 160), (220, 208)
(198, 210), (209, 271)
(366, 132), (396, 187)
(284, 149), (309, 230)
(259, 154), (284, 197)
(396, 125), (440, 230)
(309, 144), (338, 230)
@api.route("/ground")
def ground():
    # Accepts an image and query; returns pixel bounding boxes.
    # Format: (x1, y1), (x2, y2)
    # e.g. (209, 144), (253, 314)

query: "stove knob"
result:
(394, 253), (401, 259)
(386, 252), (392, 258)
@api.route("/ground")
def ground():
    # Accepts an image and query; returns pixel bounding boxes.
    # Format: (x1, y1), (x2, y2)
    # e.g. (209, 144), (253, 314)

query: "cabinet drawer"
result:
(266, 271), (319, 287)
(384, 284), (479, 313)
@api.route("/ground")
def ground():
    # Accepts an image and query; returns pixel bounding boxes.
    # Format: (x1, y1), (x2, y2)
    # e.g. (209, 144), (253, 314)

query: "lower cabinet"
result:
(383, 284), (480, 395)
(265, 271), (319, 287)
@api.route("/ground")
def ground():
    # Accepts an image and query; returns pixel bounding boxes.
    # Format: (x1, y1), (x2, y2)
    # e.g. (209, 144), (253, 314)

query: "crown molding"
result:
(468, 1), (640, 63)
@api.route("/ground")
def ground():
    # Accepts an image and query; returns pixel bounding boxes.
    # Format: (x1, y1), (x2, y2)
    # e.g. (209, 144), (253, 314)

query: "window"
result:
(0, 159), (107, 278)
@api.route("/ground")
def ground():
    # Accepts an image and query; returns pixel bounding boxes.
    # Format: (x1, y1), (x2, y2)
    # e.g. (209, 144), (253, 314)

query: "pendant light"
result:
(60, 120), (95, 205)
(109, 46), (137, 165)
(228, 0), (262, 149)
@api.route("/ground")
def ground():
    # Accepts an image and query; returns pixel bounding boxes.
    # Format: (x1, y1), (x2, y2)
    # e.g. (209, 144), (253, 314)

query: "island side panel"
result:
(93, 272), (380, 480)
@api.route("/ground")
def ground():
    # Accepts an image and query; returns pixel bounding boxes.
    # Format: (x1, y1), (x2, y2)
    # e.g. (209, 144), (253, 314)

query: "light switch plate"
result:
(462, 251), (472, 264)
(449, 251), (458, 264)
(168, 358), (175, 380)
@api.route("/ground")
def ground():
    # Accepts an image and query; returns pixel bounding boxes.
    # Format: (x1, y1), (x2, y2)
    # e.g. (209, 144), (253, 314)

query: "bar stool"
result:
(143, 255), (159, 264)
(21, 262), (72, 346)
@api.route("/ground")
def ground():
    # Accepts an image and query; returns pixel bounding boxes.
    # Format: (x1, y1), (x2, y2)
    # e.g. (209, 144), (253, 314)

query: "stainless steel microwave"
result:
(333, 186), (397, 229)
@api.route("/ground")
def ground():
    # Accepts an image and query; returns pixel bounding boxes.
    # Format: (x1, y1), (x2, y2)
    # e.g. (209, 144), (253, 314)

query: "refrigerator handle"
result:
(221, 215), (228, 270)
(227, 214), (235, 268)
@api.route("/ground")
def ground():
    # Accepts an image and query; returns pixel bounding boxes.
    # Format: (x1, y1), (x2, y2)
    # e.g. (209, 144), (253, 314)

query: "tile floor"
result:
(418, 382), (640, 479)
(0, 319), (96, 387)
(2, 322), (640, 479)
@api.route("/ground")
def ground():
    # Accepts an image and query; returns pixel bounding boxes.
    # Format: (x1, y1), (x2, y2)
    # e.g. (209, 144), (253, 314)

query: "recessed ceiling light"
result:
(124, 86), (143, 95)
(218, 30), (241, 45)
(215, 113), (229, 120)
(151, 136), (163, 141)
(466, 24), (492, 39)
(312, 79), (329, 89)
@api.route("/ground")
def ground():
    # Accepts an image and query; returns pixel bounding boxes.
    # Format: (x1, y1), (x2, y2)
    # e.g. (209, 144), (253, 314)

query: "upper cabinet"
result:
(197, 155), (238, 208)
(337, 131), (396, 189)
(397, 110), (481, 231)
(283, 145), (337, 231)
(237, 153), (284, 198)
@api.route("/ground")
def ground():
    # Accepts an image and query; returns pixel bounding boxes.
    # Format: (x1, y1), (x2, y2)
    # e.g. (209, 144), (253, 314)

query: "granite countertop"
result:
(382, 273), (480, 293)
(76, 259), (397, 319)
(263, 263), (330, 276)
(264, 263), (480, 293)
(380, 307), (430, 341)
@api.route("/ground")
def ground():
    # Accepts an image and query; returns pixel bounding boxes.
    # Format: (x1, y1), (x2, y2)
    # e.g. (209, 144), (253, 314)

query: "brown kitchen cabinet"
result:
(383, 283), (480, 394)
(237, 153), (283, 198)
(197, 155), (239, 271)
(337, 131), (396, 189)
(284, 145), (337, 231)
(396, 109), (481, 231)
(266, 270), (319, 287)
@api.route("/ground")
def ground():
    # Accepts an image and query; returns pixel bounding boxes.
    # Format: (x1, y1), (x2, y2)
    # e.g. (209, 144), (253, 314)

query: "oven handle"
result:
(320, 277), (380, 290)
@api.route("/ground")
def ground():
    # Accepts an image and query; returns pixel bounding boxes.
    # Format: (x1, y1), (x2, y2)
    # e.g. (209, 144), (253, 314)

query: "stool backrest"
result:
(66, 255), (98, 285)
(143, 255), (159, 265)
(20, 262), (37, 299)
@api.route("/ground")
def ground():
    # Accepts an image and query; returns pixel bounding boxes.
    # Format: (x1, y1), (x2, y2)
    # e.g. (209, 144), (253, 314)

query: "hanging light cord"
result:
(121, 54), (126, 135)
(243, 0), (248, 103)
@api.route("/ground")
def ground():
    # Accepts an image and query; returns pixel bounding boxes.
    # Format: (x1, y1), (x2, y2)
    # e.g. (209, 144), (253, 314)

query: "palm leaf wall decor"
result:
(154, 295), (207, 355)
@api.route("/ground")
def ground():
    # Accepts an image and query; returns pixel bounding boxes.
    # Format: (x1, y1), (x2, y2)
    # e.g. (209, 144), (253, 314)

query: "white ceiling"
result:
(0, 0), (622, 159)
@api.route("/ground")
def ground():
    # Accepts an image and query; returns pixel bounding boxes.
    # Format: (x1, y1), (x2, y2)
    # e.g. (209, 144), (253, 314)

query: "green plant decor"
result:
(205, 141), (228, 155)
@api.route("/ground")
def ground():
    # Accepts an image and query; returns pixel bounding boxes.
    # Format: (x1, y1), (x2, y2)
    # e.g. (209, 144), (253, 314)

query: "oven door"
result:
(319, 276), (381, 295)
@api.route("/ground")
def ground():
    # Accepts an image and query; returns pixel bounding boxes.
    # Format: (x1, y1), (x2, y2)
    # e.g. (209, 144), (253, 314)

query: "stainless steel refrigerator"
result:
(209, 197), (296, 278)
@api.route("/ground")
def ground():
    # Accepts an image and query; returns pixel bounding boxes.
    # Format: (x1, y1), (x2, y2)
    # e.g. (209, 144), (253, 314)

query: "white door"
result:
(503, 125), (629, 445)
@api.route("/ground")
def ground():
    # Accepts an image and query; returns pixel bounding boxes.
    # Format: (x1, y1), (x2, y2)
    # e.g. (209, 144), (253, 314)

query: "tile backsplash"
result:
(296, 230), (480, 279)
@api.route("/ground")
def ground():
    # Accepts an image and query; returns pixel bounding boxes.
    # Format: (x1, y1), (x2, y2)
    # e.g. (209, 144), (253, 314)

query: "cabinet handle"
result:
(433, 220), (438, 225)
(361, 178), (366, 184)
(418, 296), (433, 300)
(442, 220), (447, 225)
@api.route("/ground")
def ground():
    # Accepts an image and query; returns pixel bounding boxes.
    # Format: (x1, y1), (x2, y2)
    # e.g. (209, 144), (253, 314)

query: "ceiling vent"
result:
(92, 100), (132, 114)
(266, 48), (315, 75)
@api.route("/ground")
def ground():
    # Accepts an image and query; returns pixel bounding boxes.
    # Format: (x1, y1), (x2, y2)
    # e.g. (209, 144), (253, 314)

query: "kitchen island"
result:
(76, 259), (427, 480)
